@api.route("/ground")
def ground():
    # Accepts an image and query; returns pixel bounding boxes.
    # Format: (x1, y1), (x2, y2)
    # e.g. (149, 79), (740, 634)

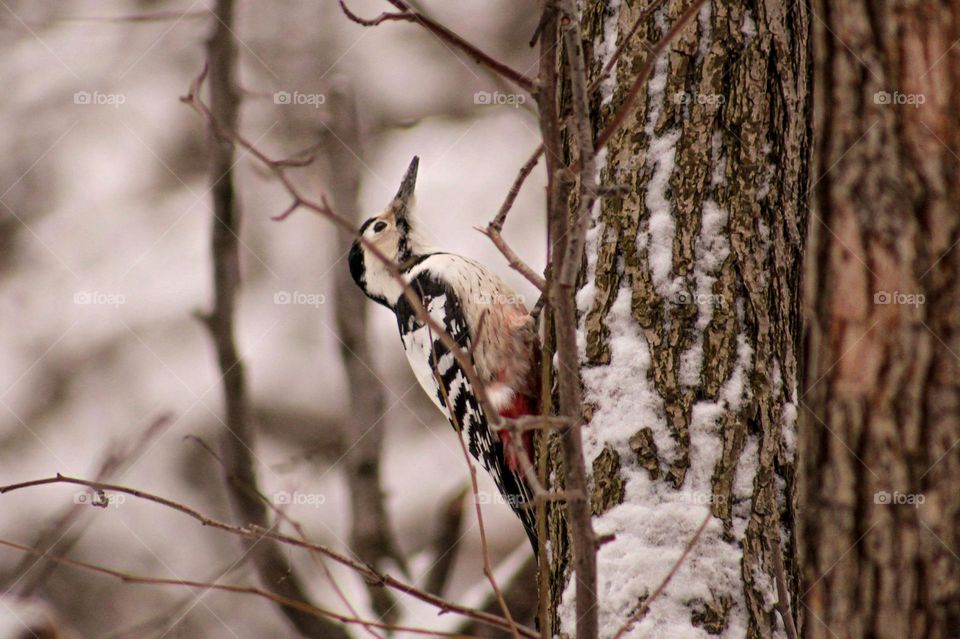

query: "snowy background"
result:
(0, 1), (547, 636)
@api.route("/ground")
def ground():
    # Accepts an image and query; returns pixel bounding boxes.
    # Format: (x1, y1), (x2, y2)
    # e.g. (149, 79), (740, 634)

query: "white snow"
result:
(742, 10), (757, 39)
(596, 0), (624, 108)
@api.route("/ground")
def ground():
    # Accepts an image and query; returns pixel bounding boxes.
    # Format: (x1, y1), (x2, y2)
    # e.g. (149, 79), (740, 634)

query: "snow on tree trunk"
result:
(545, 1), (810, 636)
(801, 2), (960, 637)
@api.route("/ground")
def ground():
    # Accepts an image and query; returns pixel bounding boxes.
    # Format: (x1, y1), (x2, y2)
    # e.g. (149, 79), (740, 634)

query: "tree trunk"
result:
(801, 2), (960, 638)
(546, 0), (811, 636)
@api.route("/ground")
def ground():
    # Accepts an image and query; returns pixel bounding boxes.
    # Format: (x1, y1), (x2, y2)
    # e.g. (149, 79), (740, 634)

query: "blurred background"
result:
(0, 1), (548, 636)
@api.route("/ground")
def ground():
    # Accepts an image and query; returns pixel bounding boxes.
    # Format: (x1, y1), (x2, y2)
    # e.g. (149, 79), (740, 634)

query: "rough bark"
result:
(547, 0), (810, 636)
(801, 2), (960, 638)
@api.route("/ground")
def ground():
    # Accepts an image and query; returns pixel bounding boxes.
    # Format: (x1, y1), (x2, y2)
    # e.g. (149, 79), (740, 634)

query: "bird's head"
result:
(349, 156), (430, 309)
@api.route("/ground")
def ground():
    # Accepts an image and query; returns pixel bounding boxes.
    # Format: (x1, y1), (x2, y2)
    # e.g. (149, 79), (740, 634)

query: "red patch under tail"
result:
(497, 393), (538, 473)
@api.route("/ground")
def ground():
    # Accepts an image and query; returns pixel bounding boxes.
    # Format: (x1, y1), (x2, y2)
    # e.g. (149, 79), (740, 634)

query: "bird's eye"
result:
(373, 221), (388, 233)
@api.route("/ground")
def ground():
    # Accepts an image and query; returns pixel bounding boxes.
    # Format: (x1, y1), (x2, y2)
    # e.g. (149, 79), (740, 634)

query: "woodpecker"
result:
(348, 157), (540, 552)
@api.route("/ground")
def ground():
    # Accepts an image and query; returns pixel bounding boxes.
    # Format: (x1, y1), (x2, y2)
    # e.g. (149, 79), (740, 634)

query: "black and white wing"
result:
(394, 259), (536, 548)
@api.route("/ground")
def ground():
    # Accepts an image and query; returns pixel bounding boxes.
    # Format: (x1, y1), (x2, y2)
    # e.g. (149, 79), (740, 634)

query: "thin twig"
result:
(532, 6), (565, 633)
(490, 146), (544, 233)
(103, 552), (263, 638)
(499, 415), (571, 433)
(592, 0), (708, 155)
(0, 538), (476, 638)
(428, 328), (523, 639)
(6, 413), (173, 596)
(587, 0), (668, 93)
(479, 145), (547, 292)
(611, 513), (712, 639)
(545, 3), (600, 637)
(0, 475), (539, 639)
(186, 434), (385, 639)
(456, 554), (538, 637)
(338, 0), (535, 92)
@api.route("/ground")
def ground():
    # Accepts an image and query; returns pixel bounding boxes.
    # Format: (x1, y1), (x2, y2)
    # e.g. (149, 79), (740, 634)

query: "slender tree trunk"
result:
(801, 2), (960, 638)
(326, 84), (405, 622)
(203, 2), (348, 636)
(546, 0), (810, 635)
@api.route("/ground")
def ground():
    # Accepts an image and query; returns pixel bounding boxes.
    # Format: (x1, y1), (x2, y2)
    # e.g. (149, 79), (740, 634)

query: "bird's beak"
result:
(392, 156), (418, 225)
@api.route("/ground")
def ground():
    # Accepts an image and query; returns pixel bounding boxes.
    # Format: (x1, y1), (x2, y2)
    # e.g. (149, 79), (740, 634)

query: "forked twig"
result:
(479, 145), (547, 292)
(338, 0), (535, 92)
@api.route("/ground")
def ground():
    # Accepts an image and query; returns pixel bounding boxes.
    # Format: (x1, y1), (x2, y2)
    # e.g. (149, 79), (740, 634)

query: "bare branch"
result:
(532, 6), (566, 635)
(103, 552), (263, 638)
(0, 474), (539, 639)
(479, 146), (545, 291)
(490, 146), (544, 233)
(5, 413), (173, 596)
(185, 435), (385, 639)
(479, 228), (547, 292)
(456, 555), (538, 636)
(0, 538), (474, 637)
(338, 0), (535, 93)
(539, 2), (600, 637)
